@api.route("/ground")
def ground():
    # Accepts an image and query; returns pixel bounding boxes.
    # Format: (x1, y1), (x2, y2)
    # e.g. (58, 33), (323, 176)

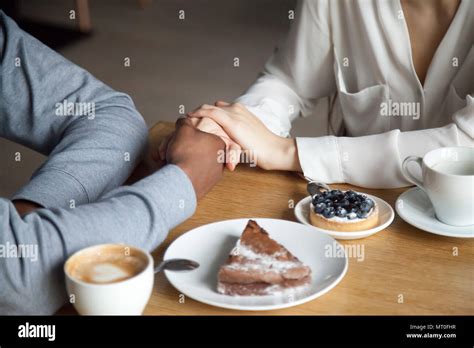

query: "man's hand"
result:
(167, 118), (226, 200)
(159, 116), (241, 171)
(13, 200), (42, 217)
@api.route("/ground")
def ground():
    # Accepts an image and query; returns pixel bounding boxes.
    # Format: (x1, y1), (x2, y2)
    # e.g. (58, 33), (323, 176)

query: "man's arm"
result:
(0, 120), (226, 315)
(0, 165), (196, 315)
(11, 200), (42, 216)
(0, 11), (147, 209)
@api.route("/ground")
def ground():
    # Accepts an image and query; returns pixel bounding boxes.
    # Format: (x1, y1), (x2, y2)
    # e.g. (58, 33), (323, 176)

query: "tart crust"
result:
(310, 203), (379, 232)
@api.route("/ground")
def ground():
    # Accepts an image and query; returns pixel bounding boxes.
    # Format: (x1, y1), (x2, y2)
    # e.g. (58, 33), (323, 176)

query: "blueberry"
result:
(348, 196), (358, 204)
(348, 205), (358, 213)
(345, 190), (356, 199)
(340, 199), (350, 207)
(354, 195), (364, 203)
(359, 201), (372, 212)
(324, 199), (333, 206)
(322, 207), (335, 218)
(347, 212), (357, 220)
(312, 194), (325, 205)
(357, 210), (368, 219)
(314, 202), (326, 213)
(336, 207), (347, 217)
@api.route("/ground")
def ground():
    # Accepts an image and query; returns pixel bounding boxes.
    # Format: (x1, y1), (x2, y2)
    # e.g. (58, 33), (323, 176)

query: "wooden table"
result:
(60, 122), (474, 315)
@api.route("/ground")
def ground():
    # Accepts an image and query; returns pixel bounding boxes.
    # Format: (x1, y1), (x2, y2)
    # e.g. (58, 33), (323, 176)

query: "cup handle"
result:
(402, 156), (424, 190)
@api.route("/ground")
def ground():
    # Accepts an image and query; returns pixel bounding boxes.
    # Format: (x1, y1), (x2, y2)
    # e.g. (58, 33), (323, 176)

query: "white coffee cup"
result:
(402, 146), (474, 226)
(64, 244), (154, 315)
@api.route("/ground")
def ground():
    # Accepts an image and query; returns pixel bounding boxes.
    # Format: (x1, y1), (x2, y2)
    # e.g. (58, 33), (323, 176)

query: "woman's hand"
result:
(188, 101), (302, 171)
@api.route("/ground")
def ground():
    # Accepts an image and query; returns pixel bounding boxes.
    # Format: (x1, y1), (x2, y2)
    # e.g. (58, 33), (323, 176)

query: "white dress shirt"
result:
(237, 0), (473, 188)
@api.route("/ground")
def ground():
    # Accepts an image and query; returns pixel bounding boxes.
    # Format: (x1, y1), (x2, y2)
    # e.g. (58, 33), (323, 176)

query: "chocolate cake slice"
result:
(217, 220), (311, 296)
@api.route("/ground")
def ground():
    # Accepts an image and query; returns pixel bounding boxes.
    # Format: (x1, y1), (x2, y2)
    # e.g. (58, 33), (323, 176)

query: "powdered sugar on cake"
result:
(223, 240), (301, 272)
(217, 220), (312, 296)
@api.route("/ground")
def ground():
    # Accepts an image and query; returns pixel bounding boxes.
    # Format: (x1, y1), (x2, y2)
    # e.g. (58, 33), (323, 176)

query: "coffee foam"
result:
(66, 245), (149, 284)
(89, 263), (131, 283)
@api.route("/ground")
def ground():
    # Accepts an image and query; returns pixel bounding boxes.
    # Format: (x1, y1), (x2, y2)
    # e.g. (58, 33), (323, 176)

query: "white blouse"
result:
(236, 0), (473, 188)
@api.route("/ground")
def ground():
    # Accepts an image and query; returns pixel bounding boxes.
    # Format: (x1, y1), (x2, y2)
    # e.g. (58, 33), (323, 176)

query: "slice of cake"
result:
(217, 220), (311, 296)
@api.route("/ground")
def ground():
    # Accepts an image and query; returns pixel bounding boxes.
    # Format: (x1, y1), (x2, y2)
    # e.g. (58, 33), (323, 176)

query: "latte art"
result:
(71, 258), (146, 284)
(66, 245), (148, 284)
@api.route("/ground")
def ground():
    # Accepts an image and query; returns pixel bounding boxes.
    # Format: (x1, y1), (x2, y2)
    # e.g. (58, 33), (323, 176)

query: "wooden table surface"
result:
(59, 122), (474, 315)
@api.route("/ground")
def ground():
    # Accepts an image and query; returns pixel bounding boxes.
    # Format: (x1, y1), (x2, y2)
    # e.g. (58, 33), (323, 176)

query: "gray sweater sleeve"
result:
(0, 11), (148, 208)
(0, 12), (198, 315)
(0, 164), (197, 315)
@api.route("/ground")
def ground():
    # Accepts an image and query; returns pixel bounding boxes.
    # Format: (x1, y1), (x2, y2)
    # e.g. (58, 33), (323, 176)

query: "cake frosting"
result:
(224, 240), (302, 272)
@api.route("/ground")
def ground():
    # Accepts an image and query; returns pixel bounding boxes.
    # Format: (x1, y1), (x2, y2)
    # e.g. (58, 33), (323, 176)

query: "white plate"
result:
(294, 194), (395, 240)
(396, 187), (474, 238)
(163, 218), (348, 311)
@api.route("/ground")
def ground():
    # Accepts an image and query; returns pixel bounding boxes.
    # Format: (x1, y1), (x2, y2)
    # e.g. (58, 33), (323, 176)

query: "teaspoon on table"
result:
(154, 259), (200, 274)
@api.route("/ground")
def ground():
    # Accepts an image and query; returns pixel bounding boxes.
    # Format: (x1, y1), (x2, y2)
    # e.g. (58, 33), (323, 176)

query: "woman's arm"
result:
(183, 0), (334, 171)
(298, 98), (473, 188)
(189, 102), (302, 171)
(189, 97), (473, 188)
(235, 0), (335, 137)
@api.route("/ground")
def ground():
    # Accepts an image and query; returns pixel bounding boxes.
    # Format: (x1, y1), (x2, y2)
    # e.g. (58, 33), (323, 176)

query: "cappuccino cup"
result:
(64, 244), (154, 315)
(402, 146), (474, 226)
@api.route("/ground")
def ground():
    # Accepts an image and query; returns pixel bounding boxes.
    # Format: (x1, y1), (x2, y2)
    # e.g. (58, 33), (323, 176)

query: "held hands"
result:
(144, 100), (302, 199)
(159, 116), (242, 171)
(129, 118), (225, 200)
(187, 101), (301, 171)
(166, 118), (226, 200)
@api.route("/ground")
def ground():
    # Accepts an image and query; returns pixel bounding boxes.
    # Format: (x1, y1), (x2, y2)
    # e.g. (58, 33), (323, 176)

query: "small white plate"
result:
(164, 218), (348, 311)
(396, 187), (474, 238)
(294, 194), (395, 240)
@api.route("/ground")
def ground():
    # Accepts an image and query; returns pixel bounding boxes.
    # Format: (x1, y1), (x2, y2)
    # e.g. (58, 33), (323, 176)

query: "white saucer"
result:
(396, 187), (473, 238)
(164, 218), (348, 311)
(294, 194), (395, 240)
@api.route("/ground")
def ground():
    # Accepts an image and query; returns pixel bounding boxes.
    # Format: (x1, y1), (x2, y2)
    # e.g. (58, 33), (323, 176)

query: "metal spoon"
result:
(307, 181), (331, 198)
(154, 258), (200, 274)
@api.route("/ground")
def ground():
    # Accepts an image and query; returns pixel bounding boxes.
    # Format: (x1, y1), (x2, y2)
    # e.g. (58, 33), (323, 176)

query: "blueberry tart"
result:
(309, 189), (379, 232)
